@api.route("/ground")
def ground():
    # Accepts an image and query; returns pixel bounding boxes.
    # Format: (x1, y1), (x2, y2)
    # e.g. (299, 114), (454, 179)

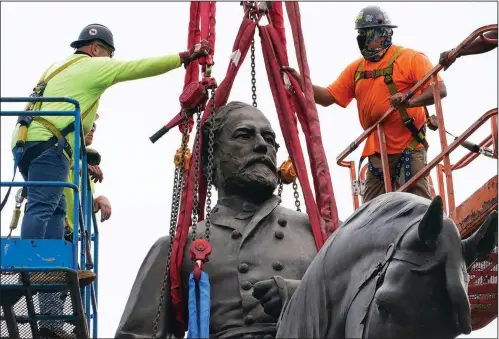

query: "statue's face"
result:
(214, 106), (279, 200)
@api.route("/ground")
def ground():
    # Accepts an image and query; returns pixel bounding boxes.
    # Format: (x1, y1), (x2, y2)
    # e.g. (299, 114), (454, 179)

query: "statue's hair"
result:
(200, 101), (255, 175)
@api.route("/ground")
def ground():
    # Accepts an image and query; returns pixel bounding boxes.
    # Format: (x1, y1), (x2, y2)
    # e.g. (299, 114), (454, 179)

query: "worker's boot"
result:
(77, 270), (96, 288)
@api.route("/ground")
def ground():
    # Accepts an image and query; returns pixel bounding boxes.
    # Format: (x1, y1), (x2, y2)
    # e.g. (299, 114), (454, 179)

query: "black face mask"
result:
(357, 34), (367, 51)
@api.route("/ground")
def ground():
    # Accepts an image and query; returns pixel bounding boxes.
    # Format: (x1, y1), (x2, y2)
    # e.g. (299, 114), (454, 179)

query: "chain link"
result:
(250, 38), (257, 107)
(293, 181), (301, 212)
(204, 89), (216, 241)
(191, 110), (203, 240)
(152, 115), (190, 338)
(277, 178), (283, 198)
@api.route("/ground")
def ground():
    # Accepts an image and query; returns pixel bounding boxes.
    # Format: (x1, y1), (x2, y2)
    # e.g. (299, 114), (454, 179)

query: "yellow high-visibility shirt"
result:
(11, 53), (181, 157)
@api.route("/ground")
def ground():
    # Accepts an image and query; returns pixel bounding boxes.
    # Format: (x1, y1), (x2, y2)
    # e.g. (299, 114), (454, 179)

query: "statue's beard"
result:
(216, 155), (279, 202)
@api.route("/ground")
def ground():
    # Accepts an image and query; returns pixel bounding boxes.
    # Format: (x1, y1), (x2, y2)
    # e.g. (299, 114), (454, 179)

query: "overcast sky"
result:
(1, 1), (497, 338)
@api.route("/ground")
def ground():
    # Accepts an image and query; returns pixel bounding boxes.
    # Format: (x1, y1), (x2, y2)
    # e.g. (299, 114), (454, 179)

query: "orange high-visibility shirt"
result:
(327, 44), (443, 157)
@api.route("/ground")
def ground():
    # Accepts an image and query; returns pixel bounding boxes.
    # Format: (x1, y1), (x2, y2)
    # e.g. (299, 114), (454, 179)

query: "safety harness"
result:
(1, 55), (98, 211)
(354, 47), (429, 187)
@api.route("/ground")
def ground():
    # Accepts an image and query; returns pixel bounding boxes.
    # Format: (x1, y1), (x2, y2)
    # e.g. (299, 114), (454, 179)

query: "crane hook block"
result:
(189, 238), (212, 265)
(174, 146), (192, 170)
(279, 157), (297, 184)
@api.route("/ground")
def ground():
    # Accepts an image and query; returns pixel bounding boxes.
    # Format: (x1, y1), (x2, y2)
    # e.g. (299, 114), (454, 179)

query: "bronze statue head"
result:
(202, 101), (280, 202)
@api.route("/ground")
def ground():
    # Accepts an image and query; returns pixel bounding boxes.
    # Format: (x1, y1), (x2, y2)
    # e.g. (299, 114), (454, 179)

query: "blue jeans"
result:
(18, 143), (70, 240)
(15, 143), (70, 330)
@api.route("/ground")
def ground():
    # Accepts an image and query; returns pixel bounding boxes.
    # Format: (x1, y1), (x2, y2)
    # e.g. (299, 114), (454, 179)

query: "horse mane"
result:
(341, 192), (432, 235)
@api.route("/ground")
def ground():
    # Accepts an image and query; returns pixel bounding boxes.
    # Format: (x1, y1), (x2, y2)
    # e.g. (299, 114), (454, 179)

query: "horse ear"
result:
(418, 196), (444, 246)
(462, 211), (498, 268)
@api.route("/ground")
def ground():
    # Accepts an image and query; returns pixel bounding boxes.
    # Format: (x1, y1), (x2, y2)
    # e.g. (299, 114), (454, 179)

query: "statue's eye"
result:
(264, 136), (275, 145)
(236, 132), (251, 139)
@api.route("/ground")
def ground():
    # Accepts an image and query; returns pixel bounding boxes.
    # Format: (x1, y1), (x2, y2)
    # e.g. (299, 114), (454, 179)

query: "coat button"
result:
(244, 314), (255, 325)
(278, 219), (287, 227)
(272, 261), (284, 271)
(231, 230), (242, 239)
(274, 230), (284, 239)
(241, 281), (253, 290)
(239, 263), (249, 273)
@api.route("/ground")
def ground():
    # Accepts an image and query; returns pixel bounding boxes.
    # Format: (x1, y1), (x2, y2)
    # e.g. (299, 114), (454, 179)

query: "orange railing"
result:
(336, 24), (498, 215)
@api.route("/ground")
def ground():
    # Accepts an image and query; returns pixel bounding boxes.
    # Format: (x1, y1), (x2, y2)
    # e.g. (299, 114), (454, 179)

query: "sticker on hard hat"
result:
(89, 28), (98, 36)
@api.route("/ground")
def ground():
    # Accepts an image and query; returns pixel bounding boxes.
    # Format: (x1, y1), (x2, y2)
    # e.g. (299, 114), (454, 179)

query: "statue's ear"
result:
(418, 196), (444, 246)
(462, 211), (498, 267)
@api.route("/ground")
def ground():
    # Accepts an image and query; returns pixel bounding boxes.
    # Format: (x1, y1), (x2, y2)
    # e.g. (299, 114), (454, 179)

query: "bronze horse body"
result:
(276, 192), (497, 339)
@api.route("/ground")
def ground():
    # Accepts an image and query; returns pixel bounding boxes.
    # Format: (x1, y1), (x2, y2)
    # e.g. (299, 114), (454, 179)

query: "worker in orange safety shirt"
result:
(439, 29), (497, 69)
(284, 6), (447, 203)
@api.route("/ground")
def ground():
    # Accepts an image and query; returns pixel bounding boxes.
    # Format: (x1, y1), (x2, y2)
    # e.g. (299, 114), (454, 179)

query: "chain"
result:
(293, 181), (301, 212)
(204, 89), (216, 241)
(152, 115), (190, 338)
(277, 178), (283, 198)
(250, 38), (257, 107)
(191, 110), (203, 240)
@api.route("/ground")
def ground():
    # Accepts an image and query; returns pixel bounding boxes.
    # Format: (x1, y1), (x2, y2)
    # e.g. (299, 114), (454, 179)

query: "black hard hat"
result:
(70, 24), (115, 51)
(354, 6), (397, 30)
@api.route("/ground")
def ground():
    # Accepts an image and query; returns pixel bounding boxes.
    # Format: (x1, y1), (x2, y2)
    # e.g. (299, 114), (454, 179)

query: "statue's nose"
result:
(253, 134), (268, 154)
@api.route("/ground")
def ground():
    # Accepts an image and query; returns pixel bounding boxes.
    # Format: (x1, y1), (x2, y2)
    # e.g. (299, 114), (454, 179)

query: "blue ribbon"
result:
(187, 270), (211, 339)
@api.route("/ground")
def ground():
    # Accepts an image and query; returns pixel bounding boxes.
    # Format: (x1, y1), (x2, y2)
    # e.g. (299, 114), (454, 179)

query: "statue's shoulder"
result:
(151, 235), (172, 249)
(273, 204), (311, 228)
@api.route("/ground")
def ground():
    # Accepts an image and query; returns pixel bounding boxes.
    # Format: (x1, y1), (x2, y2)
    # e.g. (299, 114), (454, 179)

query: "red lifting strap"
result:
(285, 2), (339, 235)
(178, 1), (217, 134)
(260, 24), (325, 248)
(169, 16), (258, 337)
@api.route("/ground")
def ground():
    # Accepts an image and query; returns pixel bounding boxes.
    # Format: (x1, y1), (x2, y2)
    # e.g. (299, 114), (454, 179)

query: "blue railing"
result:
(0, 97), (99, 338)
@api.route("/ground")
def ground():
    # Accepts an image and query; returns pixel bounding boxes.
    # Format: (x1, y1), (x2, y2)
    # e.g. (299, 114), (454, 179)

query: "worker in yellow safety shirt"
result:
(9, 23), (210, 338)
(63, 115), (111, 288)
(284, 6), (447, 203)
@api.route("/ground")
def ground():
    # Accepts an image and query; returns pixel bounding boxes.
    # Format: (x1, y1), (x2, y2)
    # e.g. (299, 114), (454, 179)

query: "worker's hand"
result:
(281, 66), (302, 85)
(252, 279), (282, 319)
(439, 49), (458, 71)
(179, 39), (211, 68)
(88, 164), (103, 183)
(390, 92), (412, 109)
(93, 195), (112, 222)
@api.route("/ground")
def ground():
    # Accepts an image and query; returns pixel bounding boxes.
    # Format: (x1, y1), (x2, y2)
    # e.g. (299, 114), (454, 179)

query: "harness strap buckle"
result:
(402, 116), (416, 127)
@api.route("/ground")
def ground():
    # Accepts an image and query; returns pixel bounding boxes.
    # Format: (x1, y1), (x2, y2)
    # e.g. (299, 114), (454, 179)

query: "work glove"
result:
(252, 277), (301, 319)
(439, 48), (458, 71)
(179, 39), (211, 68)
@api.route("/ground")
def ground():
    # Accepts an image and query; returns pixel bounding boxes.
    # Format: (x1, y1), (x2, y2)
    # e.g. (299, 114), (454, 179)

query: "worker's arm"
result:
(440, 30), (497, 69)
(282, 66), (335, 106)
(407, 82), (447, 108)
(282, 64), (356, 108)
(91, 54), (182, 88)
(93, 40), (210, 88)
(313, 85), (336, 107)
(391, 52), (447, 109)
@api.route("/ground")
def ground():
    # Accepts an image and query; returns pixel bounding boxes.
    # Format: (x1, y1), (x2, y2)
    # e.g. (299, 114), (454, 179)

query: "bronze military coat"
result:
(115, 195), (318, 338)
